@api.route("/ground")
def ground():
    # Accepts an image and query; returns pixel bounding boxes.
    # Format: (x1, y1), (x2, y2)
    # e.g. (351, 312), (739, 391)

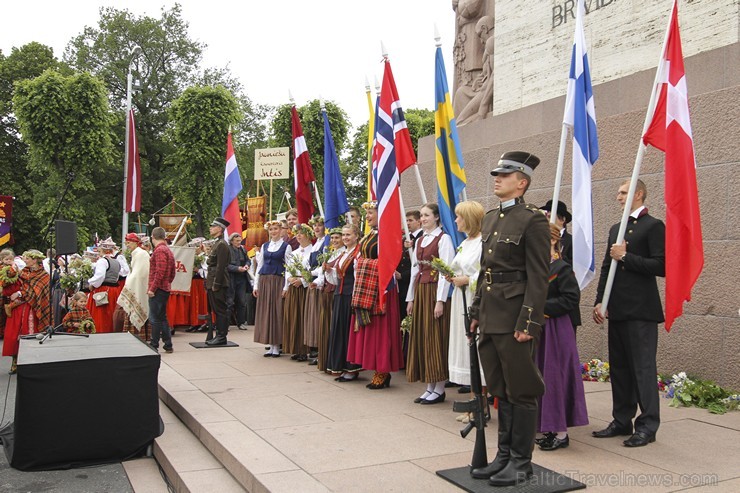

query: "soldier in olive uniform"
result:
(206, 217), (232, 346)
(469, 151), (550, 486)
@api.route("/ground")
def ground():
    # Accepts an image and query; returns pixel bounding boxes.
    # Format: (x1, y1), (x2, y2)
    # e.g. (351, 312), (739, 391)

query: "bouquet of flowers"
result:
(418, 257), (456, 278)
(582, 358), (610, 382)
(663, 371), (738, 414)
(400, 315), (413, 334)
(284, 255), (313, 282)
(59, 257), (95, 292)
(316, 248), (334, 267)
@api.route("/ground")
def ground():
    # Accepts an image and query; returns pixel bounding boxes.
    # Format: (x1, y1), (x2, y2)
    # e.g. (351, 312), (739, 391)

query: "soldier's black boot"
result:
(206, 324), (228, 346)
(488, 404), (537, 486)
(471, 400), (512, 479)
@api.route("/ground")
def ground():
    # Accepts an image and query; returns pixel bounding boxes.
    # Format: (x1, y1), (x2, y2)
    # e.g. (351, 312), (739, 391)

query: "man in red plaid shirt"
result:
(148, 226), (176, 353)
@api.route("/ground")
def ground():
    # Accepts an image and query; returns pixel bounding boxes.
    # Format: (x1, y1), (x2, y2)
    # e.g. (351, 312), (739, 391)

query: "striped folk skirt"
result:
(317, 289), (334, 371)
(253, 274), (284, 345)
(405, 283), (451, 383)
(302, 287), (321, 347)
(282, 284), (307, 355)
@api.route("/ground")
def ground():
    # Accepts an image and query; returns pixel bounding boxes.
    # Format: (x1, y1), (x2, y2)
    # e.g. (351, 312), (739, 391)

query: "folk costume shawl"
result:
(20, 266), (51, 325)
(62, 306), (95, 333)
(117, 246), (150, 329)
(351, 231), (384, 325)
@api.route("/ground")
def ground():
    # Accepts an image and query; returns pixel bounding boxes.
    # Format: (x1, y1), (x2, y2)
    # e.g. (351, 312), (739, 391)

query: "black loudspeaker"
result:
(55, 220), (77, 255)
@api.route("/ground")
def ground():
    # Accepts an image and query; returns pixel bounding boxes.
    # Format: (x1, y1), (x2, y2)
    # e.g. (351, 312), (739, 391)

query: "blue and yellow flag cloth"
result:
(434, 46), (466, 249)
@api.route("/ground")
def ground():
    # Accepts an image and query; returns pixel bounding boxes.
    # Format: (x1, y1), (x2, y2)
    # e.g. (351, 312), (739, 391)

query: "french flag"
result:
(221, 132), (243, 238)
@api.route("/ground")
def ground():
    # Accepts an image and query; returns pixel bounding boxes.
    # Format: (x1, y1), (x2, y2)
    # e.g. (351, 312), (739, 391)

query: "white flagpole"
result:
(398, 188), (412, 247)
(598, 3), (674, 319)
(381, 40), (427, 206)
(550, 125), (569, 224)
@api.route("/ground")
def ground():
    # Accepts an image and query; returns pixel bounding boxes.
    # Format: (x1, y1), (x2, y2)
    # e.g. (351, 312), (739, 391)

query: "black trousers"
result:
(207, 288), (230, 337)
(477, 332), (545, 408)
(227, 276), (248, 326)
(608, 319), (660, 435)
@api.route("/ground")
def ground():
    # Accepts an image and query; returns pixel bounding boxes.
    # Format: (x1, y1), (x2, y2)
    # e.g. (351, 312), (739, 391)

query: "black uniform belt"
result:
(485, 271), (527, 284)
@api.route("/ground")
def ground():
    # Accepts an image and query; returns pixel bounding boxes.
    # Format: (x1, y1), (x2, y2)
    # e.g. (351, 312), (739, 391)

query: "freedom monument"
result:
(407, 0), (740, 388)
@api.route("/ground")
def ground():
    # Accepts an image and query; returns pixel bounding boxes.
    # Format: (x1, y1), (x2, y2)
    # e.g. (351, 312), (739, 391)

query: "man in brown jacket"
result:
(206, 217), (232, 346)
(469, 151), (550, 486)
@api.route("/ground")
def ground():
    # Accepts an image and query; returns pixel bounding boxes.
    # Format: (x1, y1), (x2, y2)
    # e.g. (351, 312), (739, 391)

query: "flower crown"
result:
(263, 220), (282, 230)
(361, 201), (377, 210)
(22, 249), (46, 260)
(292, 223), (315, 238)
(328, 227), (343, 235)
(308, 216), (325, 226)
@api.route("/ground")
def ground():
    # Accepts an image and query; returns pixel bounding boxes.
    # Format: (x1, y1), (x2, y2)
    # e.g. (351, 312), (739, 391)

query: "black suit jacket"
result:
(397, 230), (421, 317)
(595, 212), (665, 322)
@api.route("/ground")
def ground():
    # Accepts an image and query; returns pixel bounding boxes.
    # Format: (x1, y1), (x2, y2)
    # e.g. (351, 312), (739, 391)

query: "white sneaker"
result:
(238, 323), (249, 330)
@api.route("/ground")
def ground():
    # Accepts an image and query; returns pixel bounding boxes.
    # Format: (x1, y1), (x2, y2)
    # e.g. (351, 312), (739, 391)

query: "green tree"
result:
(64, 4), (206, 216)
(341, 108), (435, 209)
(164, 85), (240, 236)
(13, 70), (116, 248)
(0, 43), (71, 251)
(268, 100), (350, 215)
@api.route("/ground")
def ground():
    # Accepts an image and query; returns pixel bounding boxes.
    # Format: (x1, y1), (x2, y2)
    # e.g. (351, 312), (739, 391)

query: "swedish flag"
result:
(434, 46), (466, 248)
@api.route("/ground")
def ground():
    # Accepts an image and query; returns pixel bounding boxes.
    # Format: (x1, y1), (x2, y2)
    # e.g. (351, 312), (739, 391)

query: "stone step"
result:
(153, 399), (246, 493)
(157, 362), (328, 493)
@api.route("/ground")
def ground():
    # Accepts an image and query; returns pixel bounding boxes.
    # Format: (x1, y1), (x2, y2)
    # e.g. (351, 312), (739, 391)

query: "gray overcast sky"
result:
(2, 0), (456, 129)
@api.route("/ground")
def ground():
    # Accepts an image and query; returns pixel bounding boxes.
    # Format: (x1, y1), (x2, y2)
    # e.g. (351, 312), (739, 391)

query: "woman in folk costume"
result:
(347, 201), (405, 389)
(315, 228), (344, 372)
(534, 223), (588, 451)
(406, 203), (455, 404)
(283, 223), (313, 361)
(86, 238), (123, 333)
(2, 250), (50, 374)
(115, 233), (151, 341)
(0, 248), (22, 340)
(253, 221), (291, 357)
(446, 201), (487, 422)
(325, 224), (362, 380)
(303, 216), (329, 364)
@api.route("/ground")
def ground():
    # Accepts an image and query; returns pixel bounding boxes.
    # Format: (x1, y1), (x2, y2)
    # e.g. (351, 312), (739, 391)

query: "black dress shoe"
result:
(535, 432), (555, 446)
(592, 422), (633, 438)
(420, 391), (446, 405)
(264, 352), (273, 357)
(335, 373), (358, 382)
(206, 335), (227, 346)
(623, 431), (656, 447)
(457, 385), (471, 394)
(271, 353), (281, 358)
(444, 381), (461, 388)
(307, 358), (318, 366)
(539, 434), (569, 451)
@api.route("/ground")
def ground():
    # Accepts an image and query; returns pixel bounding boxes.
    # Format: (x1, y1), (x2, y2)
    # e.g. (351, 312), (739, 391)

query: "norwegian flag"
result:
(125, 109), (141, 212)
(374, 59), (416, 306)
(291, 106), (316, 223)
(643, 0), (703, 331)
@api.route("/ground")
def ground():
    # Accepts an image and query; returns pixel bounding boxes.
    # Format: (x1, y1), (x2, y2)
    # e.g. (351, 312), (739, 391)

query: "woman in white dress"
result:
(446, 201), (486, 422)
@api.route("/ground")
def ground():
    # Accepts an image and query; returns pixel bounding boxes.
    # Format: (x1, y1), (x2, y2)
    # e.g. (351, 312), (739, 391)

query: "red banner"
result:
(0, 196), (13, 247)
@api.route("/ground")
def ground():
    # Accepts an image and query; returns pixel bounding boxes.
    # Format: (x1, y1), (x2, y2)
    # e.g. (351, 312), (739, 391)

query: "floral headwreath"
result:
(308, 216), (325, 226)
(361, 201), (378, 210)
(263, 220), (282, 230)
(328, 227), (343, 235)
(292, 223), (315, 238)
(22, 249), (46, 260)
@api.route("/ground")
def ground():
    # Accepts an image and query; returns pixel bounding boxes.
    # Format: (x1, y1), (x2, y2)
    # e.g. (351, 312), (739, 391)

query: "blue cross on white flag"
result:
(563, 0), (599, 289)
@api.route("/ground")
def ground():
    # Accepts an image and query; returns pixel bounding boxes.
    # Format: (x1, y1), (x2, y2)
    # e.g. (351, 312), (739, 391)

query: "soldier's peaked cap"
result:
(491, 151), (540, 177)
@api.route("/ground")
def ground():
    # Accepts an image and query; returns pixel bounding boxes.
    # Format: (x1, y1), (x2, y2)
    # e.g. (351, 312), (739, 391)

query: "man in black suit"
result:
(397, 210), (421, 320)
(592, 179), (665, 447)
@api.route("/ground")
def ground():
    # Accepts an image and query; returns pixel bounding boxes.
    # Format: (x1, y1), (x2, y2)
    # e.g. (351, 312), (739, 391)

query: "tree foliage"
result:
(164, 85), (240, 236)
(13, 70), (115, 248)
(0, 43), (71, 251)
(268, 100), (349, 215)
(64, 4), (206, 216)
